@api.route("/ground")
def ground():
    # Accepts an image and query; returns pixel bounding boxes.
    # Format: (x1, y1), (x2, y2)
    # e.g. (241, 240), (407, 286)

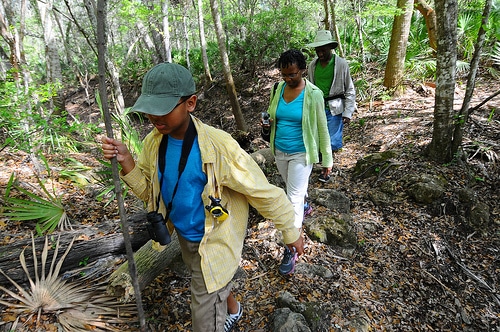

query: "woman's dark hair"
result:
(277, 49), (307, 70)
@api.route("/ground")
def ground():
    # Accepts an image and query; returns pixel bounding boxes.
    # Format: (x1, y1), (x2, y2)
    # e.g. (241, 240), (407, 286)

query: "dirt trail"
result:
(0, 72), (498, 331)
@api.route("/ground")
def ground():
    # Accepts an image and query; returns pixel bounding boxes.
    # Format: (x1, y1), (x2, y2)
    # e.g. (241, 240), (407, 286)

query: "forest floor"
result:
(0, 67), (499, 331)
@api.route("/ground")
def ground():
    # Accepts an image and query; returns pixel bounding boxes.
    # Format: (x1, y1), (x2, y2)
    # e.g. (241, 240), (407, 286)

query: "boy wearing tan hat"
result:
(101, 63), (304, 332)
(306, 30), (356, 159)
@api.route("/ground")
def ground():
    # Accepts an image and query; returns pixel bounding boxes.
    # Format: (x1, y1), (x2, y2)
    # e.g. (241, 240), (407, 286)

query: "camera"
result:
(205, 195), (229, 222)
(146, 211), (171, 245)
(261, 112), (270, 125)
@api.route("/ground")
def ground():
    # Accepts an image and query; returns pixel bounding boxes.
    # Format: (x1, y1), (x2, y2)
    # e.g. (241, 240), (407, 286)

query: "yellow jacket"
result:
(121, 115), (299, 293)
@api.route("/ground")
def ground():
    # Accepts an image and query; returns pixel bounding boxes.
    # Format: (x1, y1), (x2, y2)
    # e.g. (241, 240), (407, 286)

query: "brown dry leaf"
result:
(76, 234), (91, 241)
(1, 313), (17, 322)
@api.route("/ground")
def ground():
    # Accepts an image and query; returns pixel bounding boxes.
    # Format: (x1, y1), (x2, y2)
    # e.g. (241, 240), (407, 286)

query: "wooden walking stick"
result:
(96, 0), (147, 330)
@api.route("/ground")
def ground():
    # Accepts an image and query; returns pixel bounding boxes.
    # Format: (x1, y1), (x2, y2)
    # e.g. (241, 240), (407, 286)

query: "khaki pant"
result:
(178, 234), (232, 332)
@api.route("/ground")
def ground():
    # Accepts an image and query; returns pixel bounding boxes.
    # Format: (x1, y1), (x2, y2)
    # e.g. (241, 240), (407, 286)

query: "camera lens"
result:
(211, 207), (223, 217)
(147, 211), (164, 223)
(146, 211), (171, 245)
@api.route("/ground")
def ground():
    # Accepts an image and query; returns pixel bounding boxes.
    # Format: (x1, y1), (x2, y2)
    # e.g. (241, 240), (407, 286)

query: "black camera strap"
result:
(325, 93), (346, 101)
(155, 117), (197, 216)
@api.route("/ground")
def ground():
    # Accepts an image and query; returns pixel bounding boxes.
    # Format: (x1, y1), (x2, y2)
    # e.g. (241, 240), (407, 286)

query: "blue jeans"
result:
(325, 111), (344, 151)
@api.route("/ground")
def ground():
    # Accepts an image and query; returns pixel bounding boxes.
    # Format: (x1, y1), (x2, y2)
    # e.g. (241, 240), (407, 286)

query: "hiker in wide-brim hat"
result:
(305, 30), (357, 155)
(305, 30), (338, 49)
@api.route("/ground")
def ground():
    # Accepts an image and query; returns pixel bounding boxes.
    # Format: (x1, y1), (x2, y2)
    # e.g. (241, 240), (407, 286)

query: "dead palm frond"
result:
(0, 234), (137, 331)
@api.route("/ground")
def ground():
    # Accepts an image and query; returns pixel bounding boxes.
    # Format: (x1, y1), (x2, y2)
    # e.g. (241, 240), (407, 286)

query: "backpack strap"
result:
(273, 82), (279, 95)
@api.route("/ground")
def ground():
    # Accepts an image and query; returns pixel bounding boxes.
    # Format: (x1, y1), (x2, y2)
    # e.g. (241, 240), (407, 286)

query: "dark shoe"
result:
(224, 302), (243, 332)
(303, 202), (313, 218)
(279, 247), (297, 276)
(318, 173), (330, 183)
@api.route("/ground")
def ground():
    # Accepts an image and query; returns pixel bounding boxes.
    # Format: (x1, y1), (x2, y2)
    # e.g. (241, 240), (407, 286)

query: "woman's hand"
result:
(321, 167), (331, 178)
(318, 167), (332, 183)
(100, 136), (135, 175)
(287, 233), (305, 256)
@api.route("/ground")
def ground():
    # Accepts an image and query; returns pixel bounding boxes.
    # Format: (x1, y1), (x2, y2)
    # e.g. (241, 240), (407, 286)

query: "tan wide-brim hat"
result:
(305, 30), (339, 49)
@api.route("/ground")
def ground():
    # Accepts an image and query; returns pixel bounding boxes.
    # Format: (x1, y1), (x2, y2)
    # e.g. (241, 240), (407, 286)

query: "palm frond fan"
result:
(0, 234), (137, 331)
(492, 41), (500, 66)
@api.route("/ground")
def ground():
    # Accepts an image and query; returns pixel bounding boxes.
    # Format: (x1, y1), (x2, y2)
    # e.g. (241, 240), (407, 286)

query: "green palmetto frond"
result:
(1, 173), (72, 235)
(0, 234), (136, 331)
(456, 60), (470, 74)
(58, 157), (93, 187)
(492, 41), (500, 66)
(92, 159), (129, 207)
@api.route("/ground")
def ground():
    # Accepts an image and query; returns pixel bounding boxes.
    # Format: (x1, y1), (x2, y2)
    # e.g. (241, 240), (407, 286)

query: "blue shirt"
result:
(274, 87), (306, 153)
(159, 136), (207, 242)
(121, 116), (301, 293)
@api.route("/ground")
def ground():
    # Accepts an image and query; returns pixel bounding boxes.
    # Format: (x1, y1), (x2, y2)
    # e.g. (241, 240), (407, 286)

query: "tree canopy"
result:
(0, 0), (499, 170)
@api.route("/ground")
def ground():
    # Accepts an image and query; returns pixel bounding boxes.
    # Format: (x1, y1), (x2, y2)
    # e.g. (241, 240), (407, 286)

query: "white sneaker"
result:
(224, 302), (243, 332)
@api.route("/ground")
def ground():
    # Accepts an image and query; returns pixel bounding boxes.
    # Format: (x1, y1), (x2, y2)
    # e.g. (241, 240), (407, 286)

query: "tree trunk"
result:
(209, 0), (248, 132)
(162, 0), (172, 63)
(136, 21), (160, 64)
(83, 0), (125, 115)
(107, 60), (126, 113)
(426, 0), (458, 163)
(107, 234), (182, 302)
(329, 0), (344, 58)
(194, 0), (212, 82)
(182, 4), (190, 70)
(352, 0), (365, 65)
(322, 0), (330, 29)
(451, 0), (492, 156)
(97, 0), (147, 324)
(0, 45), (12, 77)
(35, 0), (65, 115)
(414, 0), (438, 51)
(383, 0), (414, 93)
(0, 0), (26, 77)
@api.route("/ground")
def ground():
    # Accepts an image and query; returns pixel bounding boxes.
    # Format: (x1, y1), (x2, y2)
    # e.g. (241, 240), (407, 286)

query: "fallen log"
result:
(0, 211), (150, 286)
(107, 233), (182, 302)
(1, 210), (184, 304)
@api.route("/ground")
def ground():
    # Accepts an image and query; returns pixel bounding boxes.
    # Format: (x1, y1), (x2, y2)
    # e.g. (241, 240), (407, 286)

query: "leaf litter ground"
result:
(0, 69), (498, 331)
